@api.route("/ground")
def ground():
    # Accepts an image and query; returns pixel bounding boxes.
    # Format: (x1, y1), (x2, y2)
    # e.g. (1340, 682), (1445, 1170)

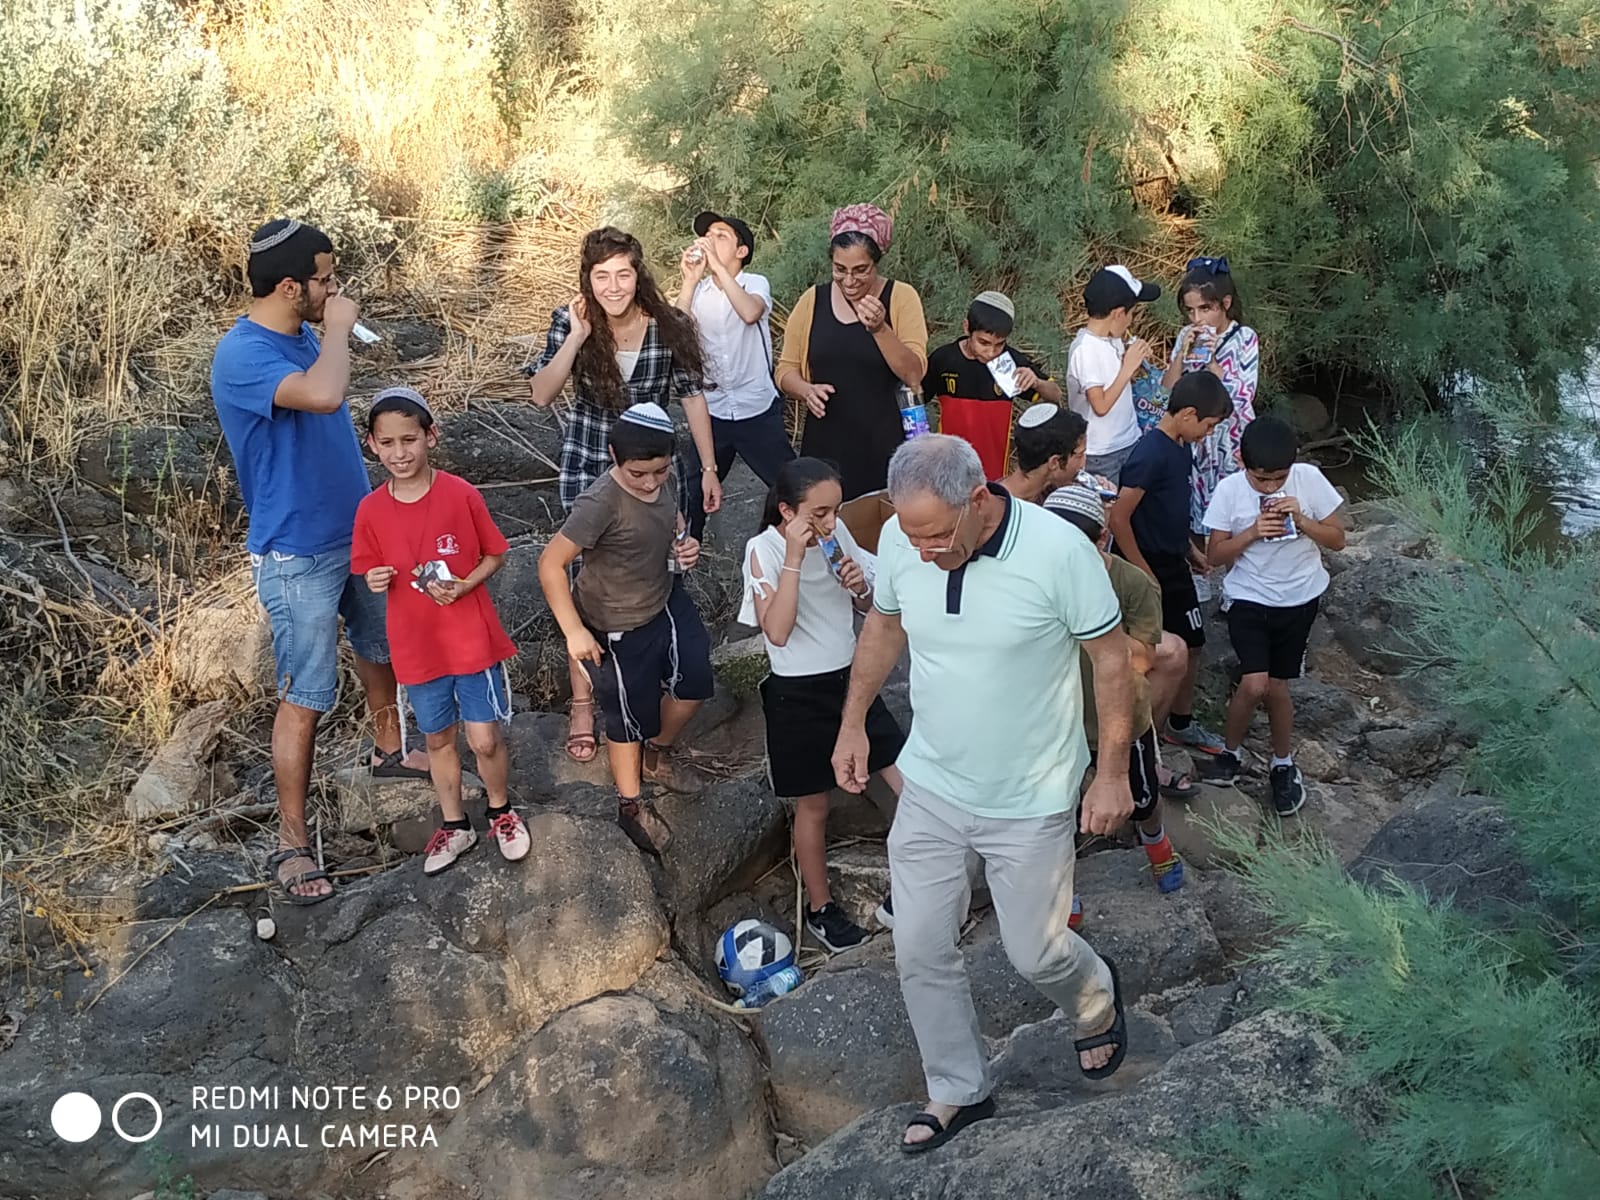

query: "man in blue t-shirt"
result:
(211, 218), (426, 905)
(1107, 371), (1230, 760)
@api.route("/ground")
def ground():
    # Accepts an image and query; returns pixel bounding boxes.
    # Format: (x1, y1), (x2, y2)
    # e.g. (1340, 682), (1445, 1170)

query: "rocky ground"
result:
(0, 405), (1504, 1200)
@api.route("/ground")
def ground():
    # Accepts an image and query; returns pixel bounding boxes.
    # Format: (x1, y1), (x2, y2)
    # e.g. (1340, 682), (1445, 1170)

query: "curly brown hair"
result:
(573, 227), (706, 412)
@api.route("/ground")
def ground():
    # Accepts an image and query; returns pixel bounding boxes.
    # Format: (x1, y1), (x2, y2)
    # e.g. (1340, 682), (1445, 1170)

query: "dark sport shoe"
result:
(1270, 764), (1307, 817)
(806, 902), (870, 952)
(617, 797), (674, 856)
(1195, 749), (1242, 787)
(874, 891), (894, 930)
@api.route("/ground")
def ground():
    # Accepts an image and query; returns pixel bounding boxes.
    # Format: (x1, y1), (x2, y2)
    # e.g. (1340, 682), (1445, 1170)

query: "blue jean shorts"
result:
(251, 545), (388, 713)
(407, 666), (513, 736)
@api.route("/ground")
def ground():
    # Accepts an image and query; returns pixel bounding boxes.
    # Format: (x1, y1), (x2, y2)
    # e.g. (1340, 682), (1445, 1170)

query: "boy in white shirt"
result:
(675, 210), (795, 514)
(1199, 417), (1347, 816)
(1066, 266), (1159, 483)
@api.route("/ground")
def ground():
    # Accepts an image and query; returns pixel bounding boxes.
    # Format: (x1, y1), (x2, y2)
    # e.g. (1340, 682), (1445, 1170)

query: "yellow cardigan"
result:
(775, 280), (930, 385)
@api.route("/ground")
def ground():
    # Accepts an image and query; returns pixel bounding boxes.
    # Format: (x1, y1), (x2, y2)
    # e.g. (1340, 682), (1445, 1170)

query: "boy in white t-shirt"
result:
(1066, 266), (1160, 483)
(1199, 417), (1347, 817)
(674, 210), (795, 499)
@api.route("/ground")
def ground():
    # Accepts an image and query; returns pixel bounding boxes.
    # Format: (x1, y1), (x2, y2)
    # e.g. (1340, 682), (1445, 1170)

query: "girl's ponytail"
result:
(759, 457), (842, 531)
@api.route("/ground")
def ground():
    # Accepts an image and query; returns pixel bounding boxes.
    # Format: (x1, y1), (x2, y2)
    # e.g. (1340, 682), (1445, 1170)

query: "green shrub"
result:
(611, 0), (1600, 398)
(1190, 422), (1600, 1197)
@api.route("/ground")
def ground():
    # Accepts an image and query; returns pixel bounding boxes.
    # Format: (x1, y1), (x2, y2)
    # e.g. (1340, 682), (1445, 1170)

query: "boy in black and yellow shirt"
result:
(924, 291), (1061, 480)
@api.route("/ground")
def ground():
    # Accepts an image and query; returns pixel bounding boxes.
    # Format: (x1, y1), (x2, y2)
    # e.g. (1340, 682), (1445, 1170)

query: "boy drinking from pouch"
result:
(538, 403), (715, 856)
(1200, 416), (1346, 816)
(923, 291), (1061, 480)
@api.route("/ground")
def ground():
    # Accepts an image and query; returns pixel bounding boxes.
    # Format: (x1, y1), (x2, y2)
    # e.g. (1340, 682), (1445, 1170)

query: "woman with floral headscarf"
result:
(776, 204), (928, 500)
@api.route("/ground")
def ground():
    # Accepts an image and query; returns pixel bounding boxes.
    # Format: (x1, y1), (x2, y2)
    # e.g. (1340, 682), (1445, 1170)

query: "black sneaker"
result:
(1195, 749), (1242, 787)
(1269, 764), (1307, 817)
(806, 902), (870, 952)
(874, 891), (894, 930)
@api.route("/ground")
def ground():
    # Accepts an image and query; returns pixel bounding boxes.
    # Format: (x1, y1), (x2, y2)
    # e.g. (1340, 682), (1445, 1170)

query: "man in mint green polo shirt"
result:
(834, 434), (1136, 1153)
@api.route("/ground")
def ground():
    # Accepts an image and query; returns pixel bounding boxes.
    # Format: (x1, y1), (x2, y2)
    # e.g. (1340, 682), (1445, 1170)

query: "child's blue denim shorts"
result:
(407, 666), (512, 735)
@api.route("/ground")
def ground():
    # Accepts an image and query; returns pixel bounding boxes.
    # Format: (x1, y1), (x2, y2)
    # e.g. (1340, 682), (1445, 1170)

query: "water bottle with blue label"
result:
(733, 966), (804, 1009)
(898, 384), (930, 440)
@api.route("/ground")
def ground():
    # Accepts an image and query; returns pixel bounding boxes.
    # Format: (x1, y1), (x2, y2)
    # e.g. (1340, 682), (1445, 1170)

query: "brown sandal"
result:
(566, 697), (598, 763)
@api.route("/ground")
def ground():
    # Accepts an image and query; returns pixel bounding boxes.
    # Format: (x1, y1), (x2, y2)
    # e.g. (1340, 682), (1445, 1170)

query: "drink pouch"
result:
(986, 351), (1022, 398)
(816, 533), (867, 598)
(412, 559), (455, 594)
(1260, 493), (1299, 541)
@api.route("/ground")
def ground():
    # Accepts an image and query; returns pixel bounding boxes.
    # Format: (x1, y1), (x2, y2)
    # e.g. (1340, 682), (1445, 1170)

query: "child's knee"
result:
(424, 726), (459, 752)
(794, 792), (830, 819)
(1237, 672), (1271, 704)
(464, 722), (503, 758)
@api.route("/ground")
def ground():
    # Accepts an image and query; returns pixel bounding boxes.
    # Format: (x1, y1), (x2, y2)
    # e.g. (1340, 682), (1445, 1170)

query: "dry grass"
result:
(205, 0), (509, 217)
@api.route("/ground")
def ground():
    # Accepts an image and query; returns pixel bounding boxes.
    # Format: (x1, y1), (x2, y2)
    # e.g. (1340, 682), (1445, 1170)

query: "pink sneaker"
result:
(422, 826), (477, 876)
(487, 808), (531, 863)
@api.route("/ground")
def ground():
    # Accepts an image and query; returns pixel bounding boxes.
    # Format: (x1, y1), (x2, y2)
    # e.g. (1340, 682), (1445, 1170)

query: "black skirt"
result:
(761, 666), (906, 798)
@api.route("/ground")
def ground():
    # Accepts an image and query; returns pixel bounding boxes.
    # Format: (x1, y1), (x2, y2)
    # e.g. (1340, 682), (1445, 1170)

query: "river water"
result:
(1544, 363), (1600, 538)
(1320, 360), (1600, 546)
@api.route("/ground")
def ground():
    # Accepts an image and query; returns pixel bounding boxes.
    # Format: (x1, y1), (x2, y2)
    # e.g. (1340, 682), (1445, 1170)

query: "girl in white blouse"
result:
(741, 458), (905, 952)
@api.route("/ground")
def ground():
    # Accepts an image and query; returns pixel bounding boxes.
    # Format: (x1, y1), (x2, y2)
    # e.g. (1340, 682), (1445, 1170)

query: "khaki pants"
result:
(888, 777), (1114, 1105)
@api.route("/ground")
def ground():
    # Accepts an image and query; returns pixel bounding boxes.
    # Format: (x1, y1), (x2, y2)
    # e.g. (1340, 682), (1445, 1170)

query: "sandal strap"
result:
(905, 1113), (946, 1134)
(268, 846), (315, 868)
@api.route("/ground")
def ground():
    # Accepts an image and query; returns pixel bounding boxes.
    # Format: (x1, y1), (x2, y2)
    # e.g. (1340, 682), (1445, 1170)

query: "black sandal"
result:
(1159, 767), (1201, 801)
(899, 1095), (996, 1155)
(1075, 955), (1128, 1080)
(268, 847), (334, 907)
(371, 746), (429, 780)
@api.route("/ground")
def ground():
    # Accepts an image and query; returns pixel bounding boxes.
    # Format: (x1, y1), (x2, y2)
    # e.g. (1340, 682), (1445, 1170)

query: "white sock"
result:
(1225, 744), (1243, 758)
(1271, 754), (1295, 769)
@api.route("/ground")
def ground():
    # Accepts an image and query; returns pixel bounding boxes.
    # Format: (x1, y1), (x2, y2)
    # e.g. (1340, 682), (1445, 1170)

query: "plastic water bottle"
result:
(734, 966), (804, 1009)
(898, 385), (930, 440)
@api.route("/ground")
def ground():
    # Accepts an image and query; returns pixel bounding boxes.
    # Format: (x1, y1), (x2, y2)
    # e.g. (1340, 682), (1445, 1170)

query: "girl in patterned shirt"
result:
(1159, 257), (1260, 534)
(527, 227), (724, 764)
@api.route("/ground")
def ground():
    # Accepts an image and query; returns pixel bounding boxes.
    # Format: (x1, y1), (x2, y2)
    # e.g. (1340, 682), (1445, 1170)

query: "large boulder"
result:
(759, 1009), (1343, 1200)
(1072, 851), (1228, 998)
(0, 912), (310, 1197)
(0, 812), (672, 1200)
(428, 403), (566, 485)
(1350, 778), (1536, 918)
(660, 776), (789, 917)
(1358, 716), (1463, 778)
(425, 962), (773, 1200)
(1319, 553), (1465, 677)
(75, 424), (221, 516)
(758, 849), (1225, 1147)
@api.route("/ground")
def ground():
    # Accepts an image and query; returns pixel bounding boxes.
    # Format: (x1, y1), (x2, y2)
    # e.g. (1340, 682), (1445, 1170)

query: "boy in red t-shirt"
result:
(351, 387), (530, 876)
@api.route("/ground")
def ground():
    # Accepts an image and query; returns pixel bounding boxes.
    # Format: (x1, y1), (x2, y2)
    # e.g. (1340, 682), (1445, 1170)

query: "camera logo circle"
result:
(111, 1093), (163, 1143)
(50, 1092), (102, 1143)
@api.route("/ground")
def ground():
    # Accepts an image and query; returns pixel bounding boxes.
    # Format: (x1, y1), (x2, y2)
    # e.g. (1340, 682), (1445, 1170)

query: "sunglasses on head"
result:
(1187, 256), (1230, 275)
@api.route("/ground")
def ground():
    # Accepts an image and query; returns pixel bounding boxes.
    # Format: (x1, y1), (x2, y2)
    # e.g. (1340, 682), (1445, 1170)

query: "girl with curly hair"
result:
(527, 226), (723, 764)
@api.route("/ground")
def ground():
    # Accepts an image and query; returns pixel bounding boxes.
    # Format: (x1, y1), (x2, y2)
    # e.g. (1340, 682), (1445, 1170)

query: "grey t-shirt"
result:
(561, 471), (677, 632)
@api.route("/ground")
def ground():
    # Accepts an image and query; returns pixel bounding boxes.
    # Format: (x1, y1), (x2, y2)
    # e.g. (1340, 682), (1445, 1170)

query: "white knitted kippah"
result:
(618, 402), (674, 433)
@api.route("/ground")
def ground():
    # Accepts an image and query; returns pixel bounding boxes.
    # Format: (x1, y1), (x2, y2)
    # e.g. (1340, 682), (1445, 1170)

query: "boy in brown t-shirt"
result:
(538, 403), (714, 855)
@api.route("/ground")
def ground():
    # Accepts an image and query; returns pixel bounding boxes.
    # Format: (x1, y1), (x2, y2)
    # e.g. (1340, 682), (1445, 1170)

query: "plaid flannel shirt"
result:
(525, 306), (705, 514)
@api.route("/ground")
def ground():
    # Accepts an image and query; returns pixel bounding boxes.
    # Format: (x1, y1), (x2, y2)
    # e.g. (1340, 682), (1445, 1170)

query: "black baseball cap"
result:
(1083, 264), (1161, 313)
(692, 211), (756, 264)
